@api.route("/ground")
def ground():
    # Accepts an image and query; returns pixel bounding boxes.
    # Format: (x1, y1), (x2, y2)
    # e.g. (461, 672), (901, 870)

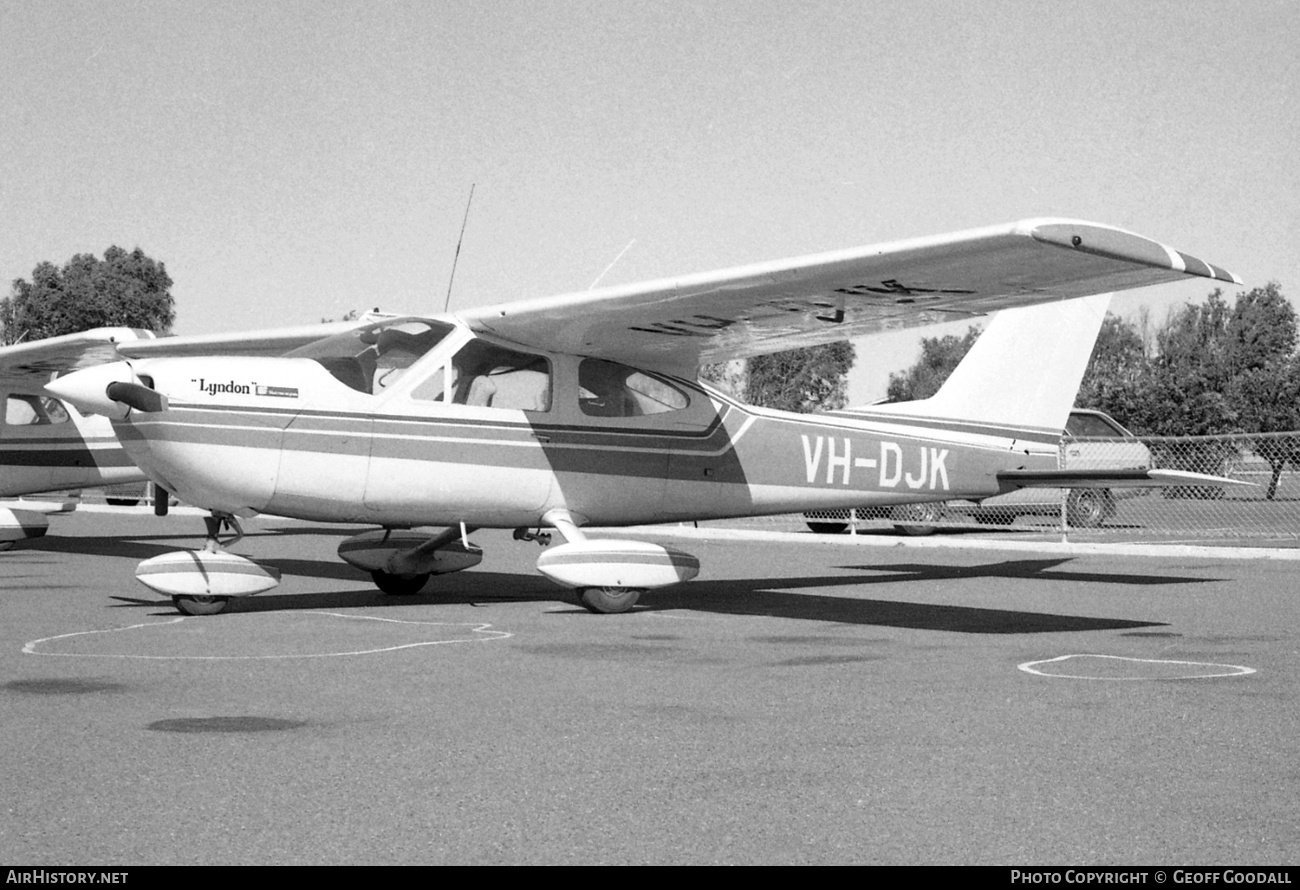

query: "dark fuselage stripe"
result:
(0, 446), (135, 468)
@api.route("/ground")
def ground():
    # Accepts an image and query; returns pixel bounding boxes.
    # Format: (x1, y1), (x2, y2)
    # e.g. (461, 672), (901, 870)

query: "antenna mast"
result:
(443, 184), (475, 313)
(589, 239), (636, 290)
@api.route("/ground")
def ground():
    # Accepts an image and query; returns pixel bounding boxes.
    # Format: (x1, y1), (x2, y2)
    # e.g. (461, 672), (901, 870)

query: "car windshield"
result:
(1065, 412), (1129, 438)
(286, 317), (455, 394)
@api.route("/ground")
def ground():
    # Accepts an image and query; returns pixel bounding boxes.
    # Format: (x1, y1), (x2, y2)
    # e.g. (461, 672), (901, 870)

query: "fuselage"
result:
(99, 317), (1059, 528)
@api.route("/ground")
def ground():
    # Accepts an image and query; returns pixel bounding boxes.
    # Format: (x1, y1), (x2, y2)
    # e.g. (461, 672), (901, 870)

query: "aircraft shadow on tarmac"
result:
(105, 569), (561, 617)
(22, 533), (1204, 633)
(95, 556), (1183, 634)
(20, 527), (1211, 631)
(833, 557), (1220, 586)
(24, 527), (371, 562)
(639, 575), (1172, 634)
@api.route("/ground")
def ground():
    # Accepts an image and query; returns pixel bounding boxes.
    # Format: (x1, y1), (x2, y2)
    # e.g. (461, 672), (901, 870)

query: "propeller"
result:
(105, 381), (168, 414)
(45, 362), (167, 418)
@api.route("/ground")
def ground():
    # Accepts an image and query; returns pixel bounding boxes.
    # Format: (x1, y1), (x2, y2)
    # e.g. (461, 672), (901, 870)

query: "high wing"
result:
(0, 318), (384, 383)
(462, 218), (1240, 375)
(116, 318), (389, 360)
(0, 327), (158, 383)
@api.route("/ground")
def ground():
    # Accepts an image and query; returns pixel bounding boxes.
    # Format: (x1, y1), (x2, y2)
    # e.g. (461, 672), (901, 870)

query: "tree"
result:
(697, 359), (746, 399)
(884, 326), (981, 402)
(1, 247), (175, 344)
(1074, 313), (1149, 422)
(1230, 360), (1300, 498)
(743, 342), (856, 413)
(1099, 285), (1299, 496)
(1136, 290), (1237, 436)
(1224, 282), (1296, 374)
(1222, 283), (1300, 498)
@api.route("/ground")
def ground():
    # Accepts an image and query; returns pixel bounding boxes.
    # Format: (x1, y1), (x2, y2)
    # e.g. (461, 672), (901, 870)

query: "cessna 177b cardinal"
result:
(39, 218), (1243, 615)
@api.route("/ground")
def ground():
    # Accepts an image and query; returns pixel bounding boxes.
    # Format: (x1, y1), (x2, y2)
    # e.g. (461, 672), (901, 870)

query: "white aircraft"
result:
(0, 328), (161, 547)
(33, 218), (1242, 615)
(0, 320), (380, 546)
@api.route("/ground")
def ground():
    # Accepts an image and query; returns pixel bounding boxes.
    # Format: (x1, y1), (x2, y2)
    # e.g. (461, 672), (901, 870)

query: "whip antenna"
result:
(589, 238), (636, 290)
(443, 184), (475, 313)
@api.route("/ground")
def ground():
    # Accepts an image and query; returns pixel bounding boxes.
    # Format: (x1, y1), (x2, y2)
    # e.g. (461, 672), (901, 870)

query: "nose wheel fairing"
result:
(135, 548), (282, 615)
(134, 514), (281, 616)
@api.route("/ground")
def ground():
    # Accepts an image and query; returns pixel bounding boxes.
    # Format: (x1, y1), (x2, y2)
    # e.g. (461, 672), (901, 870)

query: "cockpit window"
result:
(5, 394), (71, 426)
(411, 340), (551, 411)
(286, 318), (454, 394)
(578, 359), (689, 416)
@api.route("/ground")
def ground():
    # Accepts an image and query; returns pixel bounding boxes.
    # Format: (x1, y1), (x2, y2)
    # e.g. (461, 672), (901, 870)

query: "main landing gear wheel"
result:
(890, 502), (943, 536)
(577, 586), (645, 614)
(172, 595), (230, 616)
(371, 570), (430, 596)
(1066, 489), (1110, 528)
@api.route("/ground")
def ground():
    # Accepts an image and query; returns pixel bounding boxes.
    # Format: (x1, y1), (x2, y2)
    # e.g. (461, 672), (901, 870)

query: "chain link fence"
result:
(799, 431), (1300, 541)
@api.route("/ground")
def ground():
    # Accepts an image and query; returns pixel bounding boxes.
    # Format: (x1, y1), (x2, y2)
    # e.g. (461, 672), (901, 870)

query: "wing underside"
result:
(0, 327), (157, 383)
(463, 218), (1239, 374)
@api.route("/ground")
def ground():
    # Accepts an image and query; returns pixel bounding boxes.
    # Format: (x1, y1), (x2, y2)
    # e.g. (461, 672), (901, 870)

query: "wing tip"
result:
(1027, 220), (1240, 286)
(1172, 250), (1243, 286)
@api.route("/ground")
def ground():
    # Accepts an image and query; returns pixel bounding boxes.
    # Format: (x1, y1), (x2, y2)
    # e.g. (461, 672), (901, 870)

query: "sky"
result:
(2, 0), (1296, 402)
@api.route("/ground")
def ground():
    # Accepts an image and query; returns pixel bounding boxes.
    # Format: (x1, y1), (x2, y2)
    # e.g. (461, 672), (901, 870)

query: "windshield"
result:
(1065, 412), (1130, 438)
(286, 317), (455, 394)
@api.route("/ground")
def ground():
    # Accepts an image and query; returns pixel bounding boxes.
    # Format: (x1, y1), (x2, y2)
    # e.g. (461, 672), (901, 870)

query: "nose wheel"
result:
(370, 570), (431, 596)
(172, 594), (230, 616)
(577, 586), (645, 614)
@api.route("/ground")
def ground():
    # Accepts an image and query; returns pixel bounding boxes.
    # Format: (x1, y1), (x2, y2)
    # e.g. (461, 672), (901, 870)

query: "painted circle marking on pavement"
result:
(1018, 653), (1256, 680)
(22, 611), (512, 660)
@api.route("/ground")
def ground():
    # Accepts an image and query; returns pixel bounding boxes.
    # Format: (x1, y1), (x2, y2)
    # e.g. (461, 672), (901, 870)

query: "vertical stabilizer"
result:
(869, 293), (1111, 435)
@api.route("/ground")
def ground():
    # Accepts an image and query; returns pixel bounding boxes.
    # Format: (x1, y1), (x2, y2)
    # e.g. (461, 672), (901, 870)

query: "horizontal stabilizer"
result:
(996, 468), (1253, 492)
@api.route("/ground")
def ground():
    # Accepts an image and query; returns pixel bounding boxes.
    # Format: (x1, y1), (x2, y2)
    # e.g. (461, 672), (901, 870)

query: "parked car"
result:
(804, 409), (1150, 534)
(965, 409), (1151, 527)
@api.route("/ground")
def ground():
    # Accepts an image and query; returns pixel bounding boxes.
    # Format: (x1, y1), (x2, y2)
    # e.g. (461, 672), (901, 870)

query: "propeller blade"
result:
(105, 381), (169, 413)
